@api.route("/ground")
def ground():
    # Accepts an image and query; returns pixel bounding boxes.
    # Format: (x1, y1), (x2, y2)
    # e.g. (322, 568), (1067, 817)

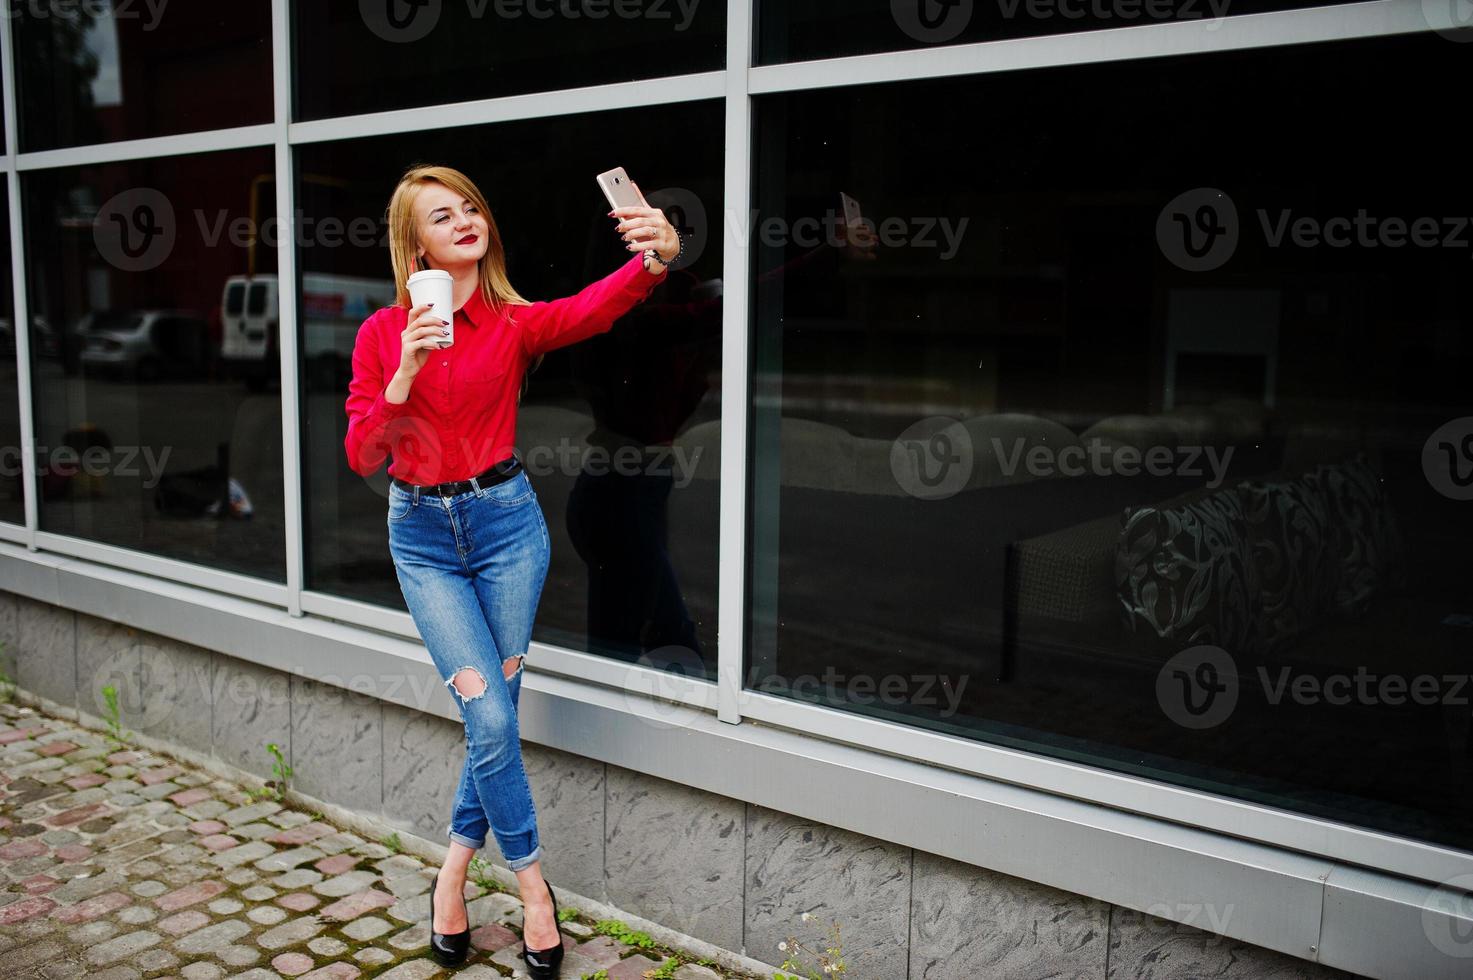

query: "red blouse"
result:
(344, 253), (667, 484)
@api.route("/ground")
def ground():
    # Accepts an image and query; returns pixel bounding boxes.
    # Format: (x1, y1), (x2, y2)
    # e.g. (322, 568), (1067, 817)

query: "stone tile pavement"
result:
(0, 701), (769, 980)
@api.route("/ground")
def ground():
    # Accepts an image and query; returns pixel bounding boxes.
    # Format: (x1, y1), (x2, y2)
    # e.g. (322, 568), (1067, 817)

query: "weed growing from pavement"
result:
(245, 741), (293, 801)
(99, 683), (133, 747)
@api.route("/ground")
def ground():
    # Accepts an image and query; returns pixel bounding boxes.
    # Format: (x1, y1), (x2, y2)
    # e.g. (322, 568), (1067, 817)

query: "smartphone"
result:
(840, 191), (863, 228)
(596, 167), (645, 212)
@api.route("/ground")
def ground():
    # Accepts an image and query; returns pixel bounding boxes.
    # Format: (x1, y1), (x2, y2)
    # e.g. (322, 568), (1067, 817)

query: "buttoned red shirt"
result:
(345, 253), (667, 484)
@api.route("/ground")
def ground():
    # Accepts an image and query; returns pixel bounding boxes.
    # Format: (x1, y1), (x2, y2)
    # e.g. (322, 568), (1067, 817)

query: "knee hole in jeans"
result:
(449, 667), (488, 702)
(502, 654), (524, 680)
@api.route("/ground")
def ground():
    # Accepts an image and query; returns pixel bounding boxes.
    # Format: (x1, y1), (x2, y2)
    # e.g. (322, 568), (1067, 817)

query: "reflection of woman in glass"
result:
(343, 164), (679, 975)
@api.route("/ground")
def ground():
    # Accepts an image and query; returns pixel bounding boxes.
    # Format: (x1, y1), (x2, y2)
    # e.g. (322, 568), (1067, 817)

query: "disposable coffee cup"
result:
(407, 269), (454, 348)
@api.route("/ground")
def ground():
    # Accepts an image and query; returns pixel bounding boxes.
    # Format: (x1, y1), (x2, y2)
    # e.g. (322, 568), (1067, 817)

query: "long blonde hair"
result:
(384, 164), (542, 402)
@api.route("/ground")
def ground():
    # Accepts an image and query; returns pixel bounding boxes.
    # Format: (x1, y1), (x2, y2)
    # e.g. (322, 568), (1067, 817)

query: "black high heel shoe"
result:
(429, 871), (472, 966)
(522, 879), (565, 979)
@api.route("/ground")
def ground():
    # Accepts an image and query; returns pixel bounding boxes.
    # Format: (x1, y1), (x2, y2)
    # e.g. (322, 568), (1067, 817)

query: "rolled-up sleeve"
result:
(517, 253), (667, 358)
(344, 313), (412, 477)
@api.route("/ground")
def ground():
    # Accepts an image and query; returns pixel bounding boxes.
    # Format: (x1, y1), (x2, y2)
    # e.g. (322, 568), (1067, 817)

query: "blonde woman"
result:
(344, 164), (679, 974)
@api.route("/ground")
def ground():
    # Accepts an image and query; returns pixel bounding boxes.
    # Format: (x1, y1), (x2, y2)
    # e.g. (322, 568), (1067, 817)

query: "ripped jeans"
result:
(387, 467), (551, 870)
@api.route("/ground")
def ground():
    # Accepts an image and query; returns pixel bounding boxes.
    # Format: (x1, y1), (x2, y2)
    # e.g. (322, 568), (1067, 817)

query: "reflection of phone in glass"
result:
(839, 191), (863, 228)
(597, 167), (645, 212)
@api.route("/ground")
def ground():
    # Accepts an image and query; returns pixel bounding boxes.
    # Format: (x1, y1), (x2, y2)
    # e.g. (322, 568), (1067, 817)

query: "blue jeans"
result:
(387, 467), (550, 871)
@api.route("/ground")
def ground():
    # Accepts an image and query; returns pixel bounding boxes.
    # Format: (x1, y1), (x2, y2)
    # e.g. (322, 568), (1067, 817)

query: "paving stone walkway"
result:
(0, 701), (767, 980)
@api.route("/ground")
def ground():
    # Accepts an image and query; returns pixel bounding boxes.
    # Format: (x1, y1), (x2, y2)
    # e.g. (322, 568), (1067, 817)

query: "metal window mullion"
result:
(0, 10), (37, 551)
(13, 125), (277, 171)
(717, 0), (755, 726)
(285, 71), (726, 146)
(272, 0), (303, 617)
(746, 0), (1438, 95)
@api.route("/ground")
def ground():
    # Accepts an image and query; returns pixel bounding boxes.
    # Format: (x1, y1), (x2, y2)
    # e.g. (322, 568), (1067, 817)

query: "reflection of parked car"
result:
(79, 309), (214, 382)
(0, 316), (60, 359)
(220, 272), (393, 391)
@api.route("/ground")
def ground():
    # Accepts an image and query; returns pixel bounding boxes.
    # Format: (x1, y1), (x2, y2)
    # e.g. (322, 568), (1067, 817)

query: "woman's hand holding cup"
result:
(397, 303), (452, 381)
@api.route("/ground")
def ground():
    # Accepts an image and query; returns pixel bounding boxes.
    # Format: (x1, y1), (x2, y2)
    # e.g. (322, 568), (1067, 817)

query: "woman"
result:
(343, 164), (680, 975)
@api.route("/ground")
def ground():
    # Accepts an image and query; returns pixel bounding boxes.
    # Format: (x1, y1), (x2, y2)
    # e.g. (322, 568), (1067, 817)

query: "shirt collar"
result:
(455, 284), (498, 330)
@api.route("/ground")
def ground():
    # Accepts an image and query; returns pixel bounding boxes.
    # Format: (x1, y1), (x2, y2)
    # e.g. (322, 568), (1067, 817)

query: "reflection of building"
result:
(0, 6), (1470, 979)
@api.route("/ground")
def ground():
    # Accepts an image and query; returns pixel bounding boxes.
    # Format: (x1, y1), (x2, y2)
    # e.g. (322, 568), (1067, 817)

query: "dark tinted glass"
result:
(23, 149), (285, 581)
(758, 0), (1359, 64)
(294, 1), (726, 121)
(300, 100), (723, 679)
(747, 31), (1473, 849)
(10, 0), (272, 152)
(0, 186), (19, 526)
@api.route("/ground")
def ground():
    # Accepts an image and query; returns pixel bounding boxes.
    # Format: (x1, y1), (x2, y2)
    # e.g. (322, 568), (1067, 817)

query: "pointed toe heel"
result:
(429, 871), (472, 967)
(522, 879), (566, 979)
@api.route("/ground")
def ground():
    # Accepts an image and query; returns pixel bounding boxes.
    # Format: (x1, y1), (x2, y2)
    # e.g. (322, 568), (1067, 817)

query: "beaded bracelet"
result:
(644, 226), (685, 272)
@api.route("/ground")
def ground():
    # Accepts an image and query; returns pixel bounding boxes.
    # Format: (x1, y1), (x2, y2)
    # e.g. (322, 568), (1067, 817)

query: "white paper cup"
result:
(407, 269), (454, 349)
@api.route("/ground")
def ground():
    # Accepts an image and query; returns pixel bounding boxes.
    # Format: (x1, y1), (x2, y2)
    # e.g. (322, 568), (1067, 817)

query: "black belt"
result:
(392, 453), (523, 498)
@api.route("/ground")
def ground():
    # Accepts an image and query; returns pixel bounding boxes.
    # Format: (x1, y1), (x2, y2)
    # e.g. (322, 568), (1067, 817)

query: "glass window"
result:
(299, 100), (723, 679)
(0, 185), (20, 527)
(23, 149), (284, 582)
(757, 0), (1349, 64)
(747, 32), (1473, 850)
(10, 1), (272, 152)
(292, 0), (726, 121)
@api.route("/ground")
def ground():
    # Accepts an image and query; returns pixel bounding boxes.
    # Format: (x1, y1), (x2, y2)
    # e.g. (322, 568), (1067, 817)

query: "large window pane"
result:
(24, 150), (285, 581)
(0, 185), (20, 526)
(300, 101), (723, 677)
(10, 1), (272, 152)
(748, 31), (1473, 849)
(758, 0), (1351, 64)
(293, 1), (726, 121)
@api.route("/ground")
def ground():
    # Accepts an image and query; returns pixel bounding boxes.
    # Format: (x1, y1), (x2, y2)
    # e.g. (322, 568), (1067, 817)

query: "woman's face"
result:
(413, 182), (489, 274)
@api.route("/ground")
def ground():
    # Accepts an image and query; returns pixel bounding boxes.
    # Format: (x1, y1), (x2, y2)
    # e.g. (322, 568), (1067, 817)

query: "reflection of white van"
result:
(220, 272), (395, 390)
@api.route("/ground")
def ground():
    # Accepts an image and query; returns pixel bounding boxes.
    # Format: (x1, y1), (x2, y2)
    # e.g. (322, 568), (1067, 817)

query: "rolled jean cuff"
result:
(448, 829), (485, 850)
(505, 844), (542, 872)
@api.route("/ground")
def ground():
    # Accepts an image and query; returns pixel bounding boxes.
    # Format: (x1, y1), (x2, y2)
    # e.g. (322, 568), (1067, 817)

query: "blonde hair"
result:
(384, 164), (542, 402)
